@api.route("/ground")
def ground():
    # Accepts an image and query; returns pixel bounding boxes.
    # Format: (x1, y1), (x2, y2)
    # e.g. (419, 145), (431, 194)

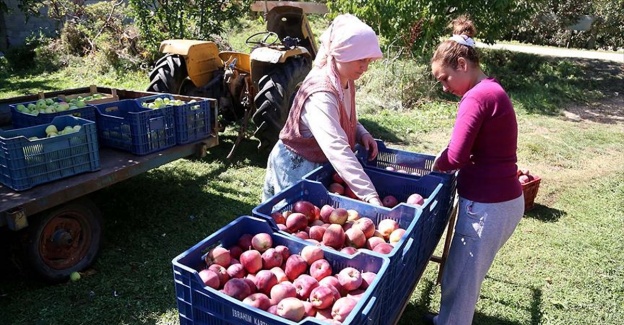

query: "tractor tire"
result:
(146, 54), (188, 94)
(24, 198), (103, 283)
(252, 56), (311, 155)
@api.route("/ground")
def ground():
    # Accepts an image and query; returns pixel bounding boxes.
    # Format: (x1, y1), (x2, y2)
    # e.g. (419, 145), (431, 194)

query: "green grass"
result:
(1, 45), (623, 325)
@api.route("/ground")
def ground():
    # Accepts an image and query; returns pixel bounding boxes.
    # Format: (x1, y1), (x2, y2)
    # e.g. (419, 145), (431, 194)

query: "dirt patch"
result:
(563, 96), (624, 124)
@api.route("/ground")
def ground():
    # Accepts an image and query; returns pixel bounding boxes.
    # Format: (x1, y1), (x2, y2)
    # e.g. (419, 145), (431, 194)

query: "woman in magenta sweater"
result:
(424, 16), (525, 325)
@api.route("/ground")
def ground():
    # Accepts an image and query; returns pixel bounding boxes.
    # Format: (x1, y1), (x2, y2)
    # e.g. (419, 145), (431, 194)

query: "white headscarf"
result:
(313, 14), (383, 99)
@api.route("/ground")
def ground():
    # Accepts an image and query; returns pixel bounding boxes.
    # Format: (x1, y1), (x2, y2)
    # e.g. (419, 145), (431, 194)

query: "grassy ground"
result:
(0, 47), (623, 325)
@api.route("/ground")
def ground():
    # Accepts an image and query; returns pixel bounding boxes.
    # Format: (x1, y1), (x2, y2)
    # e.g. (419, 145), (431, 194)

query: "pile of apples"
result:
(140, 96), (201, 110)
(517, 168), (537, 185)
(326, 172), (426, 208)
(15, 98), (87, 116)
(271, 200), (407, 256)
(27, 124), (82, 141)
(200, 233), (378, 323)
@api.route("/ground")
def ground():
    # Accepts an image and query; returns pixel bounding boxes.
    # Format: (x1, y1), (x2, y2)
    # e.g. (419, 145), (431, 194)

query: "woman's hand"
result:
(360, 133), (378, 161)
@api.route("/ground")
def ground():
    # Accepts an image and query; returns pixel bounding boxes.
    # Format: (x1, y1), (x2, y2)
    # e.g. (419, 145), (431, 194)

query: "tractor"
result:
(146, 1), (328, 157)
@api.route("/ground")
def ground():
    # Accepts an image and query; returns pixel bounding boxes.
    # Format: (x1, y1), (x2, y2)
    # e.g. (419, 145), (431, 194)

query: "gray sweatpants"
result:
(434, 194), (525, 325)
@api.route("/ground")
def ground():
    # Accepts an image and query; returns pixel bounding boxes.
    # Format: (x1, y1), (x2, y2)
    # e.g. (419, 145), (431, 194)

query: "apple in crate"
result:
(293, 274), (320, 300)
(226, 263), (246, 279)
(329, 207), (349, 225)
(360, 271), (377, 290)
(286, 212), (308, 232)
(293, 200), (317, 221)
(345, 227), (366, 248)
(205, 246), (231, 267)
(319, 204), (334, 223)
(243, 292), (272, 311)
(251, 233), (273, 252)
(301, 245), (324, 265)
(208, 264), (229, 285)
(378, 219), (399, 239)
(337, 267), (362, 291)
(275, 245), (291, 262)
(284, 254), (307, 281)
(389, 228), (406, 245)
(270, 266), (288, 283)
(407, 193), (425, 206)
(240, 249), (262, 274)
(332, 296), (358, 322)
(277, 297), (306, 321)
(223, 278), (251, 300)
(309, 225), (326, 242)
(366, 236), (386, 250)
(310, 284), (338, 309)
(310, 258), (333, 281)
(261, 248), (283, 269)
(322, 224), (346, 249)
(373, 242), (395, 254)
(354, 217), (376, 238)
(254, 269), (278, 296)
(198, 269), (220, 289)
(382, 195), (399, 208)
(270, 282), (297, 305)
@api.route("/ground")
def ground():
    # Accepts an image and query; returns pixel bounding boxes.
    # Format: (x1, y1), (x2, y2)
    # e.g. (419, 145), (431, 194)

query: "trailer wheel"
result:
(25, 198), (102, 283)
(252, 56), (311, 155)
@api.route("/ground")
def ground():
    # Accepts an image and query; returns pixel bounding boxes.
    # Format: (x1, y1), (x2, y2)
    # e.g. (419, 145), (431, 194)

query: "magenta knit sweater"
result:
(436, 78), (523, 203)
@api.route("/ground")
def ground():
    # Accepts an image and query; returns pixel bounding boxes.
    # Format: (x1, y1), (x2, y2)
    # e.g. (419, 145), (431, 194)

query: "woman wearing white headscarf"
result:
(262, 14), (383, 204)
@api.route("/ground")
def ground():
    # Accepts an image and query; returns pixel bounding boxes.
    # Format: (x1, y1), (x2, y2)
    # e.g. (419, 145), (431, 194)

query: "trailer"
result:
(0, 86), (219, 282)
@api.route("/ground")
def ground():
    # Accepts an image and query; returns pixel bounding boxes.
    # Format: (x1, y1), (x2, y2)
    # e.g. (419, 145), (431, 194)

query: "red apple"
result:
(309, 225), (327, 242)
(309, 258), (333, 281)
(346, 209), (360, 222)
(251, 233), (273, 253)
(293, 274), (320, 300)
(269, 281), (297, 306)
(373, 242), (395, 254)
(377, 219), (399, 239)
(406, 193), (425, 206)
(359, 271), (377, 290)
(284, 254), (307, 281)
(328, 182), (345, 195)
(270, 266), (288, 283)
(237, 233), (253, 251)
(242, 292), (271, 311)
(316, 307), (333, 320)
(295, 230), (310, 240)
(274, 245), (291, 264)
(223, 278), (251, 300)
(208, 264), (229, 286)
(322, 224), (346, 249)
(319, 276), (344, 296)
(328, 207), (349, 225)
(365, 236), (386, 250)
(319, 205), (335, 223)
(276, 297), (306, 322)
(226, 263), (246, 279)
(382, 195), (399, 208)
(332, 297), (358, 322)
(301, 245), (324, 265)
(254, 269), (278, 295)
(310, 285), (338, 309)
(198, 269), (220, 289)
(389, 228), (406, 245)
(261, 248), (283, 269)
(229, 246), (243, 259)
(347, 288), (367, 302)
(239, 249), (262, 274)
(286, 212), (308, 233)
(271, 211), (286, 225)
(344, 227), (366, 248)
(205, 246), (231, 267)
(293, 200), (317, 221)
(337, 267), (362, 291)
(354, 217), (376, 238)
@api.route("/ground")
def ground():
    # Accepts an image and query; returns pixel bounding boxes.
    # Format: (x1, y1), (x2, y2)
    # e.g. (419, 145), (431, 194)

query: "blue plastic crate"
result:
(95, 99), (176, 155)
(172, 215), (389, 325)
(252, 179), (446, 324)
(135, 94), (215, 144)
(0, 115), (100, 191)
(9, 99), (97, 128)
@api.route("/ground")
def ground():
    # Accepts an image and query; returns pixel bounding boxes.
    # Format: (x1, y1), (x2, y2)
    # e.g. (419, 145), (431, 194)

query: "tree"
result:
(327, 0), (540, 59)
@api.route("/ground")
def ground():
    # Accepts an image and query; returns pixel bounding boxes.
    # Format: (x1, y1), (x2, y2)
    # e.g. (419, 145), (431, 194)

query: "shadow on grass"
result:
(523, 204), (566, 223)
(359, 118), (410, 144)
(397, 275), (544, 325)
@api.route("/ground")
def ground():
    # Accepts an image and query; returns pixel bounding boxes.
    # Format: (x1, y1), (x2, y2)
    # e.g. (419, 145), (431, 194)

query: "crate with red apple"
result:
(172, 215), (389, 325)
(517, 168), (541, 211)
(253, 178), (448, 324)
